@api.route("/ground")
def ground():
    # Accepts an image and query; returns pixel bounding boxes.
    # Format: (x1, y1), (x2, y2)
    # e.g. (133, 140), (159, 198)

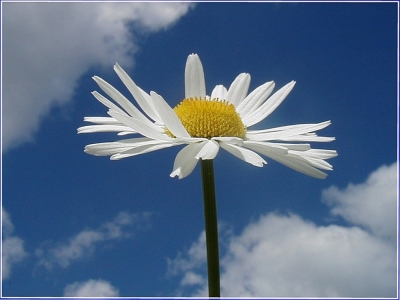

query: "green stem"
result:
(200, 159), (220, 297)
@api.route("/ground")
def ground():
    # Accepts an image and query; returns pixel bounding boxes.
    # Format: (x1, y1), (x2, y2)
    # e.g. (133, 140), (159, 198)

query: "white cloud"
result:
(2, 207), (28, 280)
(1, 2), (195, 152)
(168, 162), (398, 297)
(322, 162), (398, 245)
(63, 279), (119, 297)
(36, 211), (151, 270)
(168, 231), (207, 276)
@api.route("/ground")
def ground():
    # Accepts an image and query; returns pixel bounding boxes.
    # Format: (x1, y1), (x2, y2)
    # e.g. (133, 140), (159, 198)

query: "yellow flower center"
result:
(166, 97), (246, 139)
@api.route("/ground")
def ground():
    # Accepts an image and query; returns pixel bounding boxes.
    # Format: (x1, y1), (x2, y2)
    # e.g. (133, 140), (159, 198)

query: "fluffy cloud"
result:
(322, 162), (397, 245)
(1, 2), (195, 152)
(168, 162), (398, 297)
(2, 208), (28, 280)
(63, 279), (119, 297)
(36, 211), (151, 270)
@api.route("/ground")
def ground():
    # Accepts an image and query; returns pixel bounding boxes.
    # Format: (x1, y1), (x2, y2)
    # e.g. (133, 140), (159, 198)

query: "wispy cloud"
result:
(63, 279), (119, 297)
(168, 162), (398, 297)
(1, 2), (195, 152)
(36, 211), (151, 270)
(1, 207), (28, 280)
(168, 231), (207, 277)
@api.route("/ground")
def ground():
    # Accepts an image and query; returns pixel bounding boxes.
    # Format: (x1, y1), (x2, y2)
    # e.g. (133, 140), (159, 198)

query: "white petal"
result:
(298, 149), (338, 159)
(236, 81), (275, 118)
(269, 143), (311, 151)
(92, 76), (162, 134)
(84, 137), (158, 156)
(211, 85), (227, 100)
(85, 143), (132, 156)
(243, 141), (288, 156)
(93, 76), (158, 130)
(83, 117), (121, 124)
(243, 81), (296, 127)
(248, 121), (331, 135)
(114, 63), (162, 123)
(117, 131), (139, 136)
(150, 91), (190, 138)
(111, 142), (177, 160)
(137, 85), (162, 122)
(246, 121), (333, 142)
(277, 135), (336, 142)
(287, 149), (337, 171)
(78, 124), (136, 134)
(185, 54), (206, 99)
(226, 73), (251, 107)
(220, 142), (266, 167)
(170, 143), (203, 179)
(195, 140), (220, 160)
(107, 110), (170, 141)
(296, 155), (334, 171)
(261, 150), (328, 179)
(91, 91), (126, 115)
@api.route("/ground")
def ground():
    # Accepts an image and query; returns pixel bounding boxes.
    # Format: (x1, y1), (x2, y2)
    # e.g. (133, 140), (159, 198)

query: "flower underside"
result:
(166, 97), (246, 139)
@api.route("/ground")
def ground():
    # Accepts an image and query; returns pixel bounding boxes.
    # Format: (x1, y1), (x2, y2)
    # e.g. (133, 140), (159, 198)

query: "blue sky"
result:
(1, 1), (398, 298)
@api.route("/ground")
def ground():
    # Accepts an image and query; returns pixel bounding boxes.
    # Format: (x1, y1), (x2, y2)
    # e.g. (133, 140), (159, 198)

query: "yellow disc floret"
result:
(166, 97), (246, 139)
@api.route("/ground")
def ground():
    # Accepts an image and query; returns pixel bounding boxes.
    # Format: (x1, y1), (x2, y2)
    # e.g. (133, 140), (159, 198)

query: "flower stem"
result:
(200, 159), (220, 297)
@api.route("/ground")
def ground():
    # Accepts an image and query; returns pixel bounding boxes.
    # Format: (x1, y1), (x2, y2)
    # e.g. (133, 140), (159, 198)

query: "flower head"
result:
(78, 54), (337, 179)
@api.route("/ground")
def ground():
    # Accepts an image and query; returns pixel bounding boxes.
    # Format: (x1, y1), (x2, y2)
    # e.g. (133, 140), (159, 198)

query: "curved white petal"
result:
(296, 155), (334, 171)
(243, 81), (296, 127)
(246, 121), (333, 142)
(298, 149), (338, 159)
(85, 144), (131, 156)
(91, 91), (126, 115)
(226, 73), (251, 107)
(236, 81), (275, 118)
(111, 142), (177, 160)
(114, 63), (162, 123)
(220, 142), (266, 167)
(150, 92), (190, 138)
(269, 143), (311, 151)
(195, 140), (220, 160)
(243, 141), (288, 156)
(170, 143), (203, 179)
(185, 54), (206, 99)
(93, 76), (158, 130)
(248, 121), (332, 135)
(261, 150), (328, 179)
(137, 85), (162, 123)
(211, 85), (227, 100)
(108, 110), (170, 141)
(84, 137), (155, 156)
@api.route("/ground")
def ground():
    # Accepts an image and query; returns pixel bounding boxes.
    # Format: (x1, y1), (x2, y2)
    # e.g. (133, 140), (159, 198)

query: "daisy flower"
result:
(78, 54), (337, 179)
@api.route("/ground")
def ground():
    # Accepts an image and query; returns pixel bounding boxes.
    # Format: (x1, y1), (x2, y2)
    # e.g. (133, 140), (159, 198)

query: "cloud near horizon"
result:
(63, 279), (119, 297)
(1, 2), (195, 152)
(168, 162), (398, 297)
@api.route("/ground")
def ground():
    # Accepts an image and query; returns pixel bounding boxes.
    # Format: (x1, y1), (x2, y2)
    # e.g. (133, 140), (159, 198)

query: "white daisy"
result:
(78, 54), (337, 179)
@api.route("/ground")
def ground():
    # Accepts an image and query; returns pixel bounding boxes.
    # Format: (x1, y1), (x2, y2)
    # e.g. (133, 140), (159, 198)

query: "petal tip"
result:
(170, 169), (184, 179)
